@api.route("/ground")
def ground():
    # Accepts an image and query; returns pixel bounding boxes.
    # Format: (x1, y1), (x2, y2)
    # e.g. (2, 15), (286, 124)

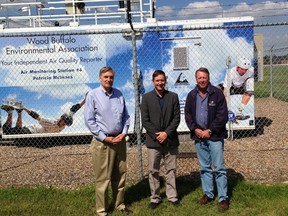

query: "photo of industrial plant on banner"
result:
(0, 17), (255, 138)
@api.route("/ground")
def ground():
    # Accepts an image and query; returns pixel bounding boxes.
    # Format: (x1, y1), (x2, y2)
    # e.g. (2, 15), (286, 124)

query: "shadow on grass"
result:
(125, 175), (192, 205)
(227, 168), (245, 199)
(124, 168), (244, 205)
(176, 172), (201, 201)
(124, 177), (151, 204)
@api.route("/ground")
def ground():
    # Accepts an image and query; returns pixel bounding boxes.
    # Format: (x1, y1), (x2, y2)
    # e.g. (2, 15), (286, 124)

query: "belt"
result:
(105, 133), (121, 137)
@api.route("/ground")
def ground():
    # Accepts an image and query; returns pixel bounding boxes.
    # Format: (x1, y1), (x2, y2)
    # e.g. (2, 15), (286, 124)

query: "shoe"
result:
(13, 101), (23, 111)
(235, 110), (250, 120)
(1, 104), (14, 112)
(6, 98), (15, 107)
(120, 207), (133, 215)
(149, 202), (161, 209)
(218, 199), (229, 212)
(198, 194), (214, 205)
(235, 114), (250, 120)
(169, 200), (181, 207)
(1, 98), (15, 112)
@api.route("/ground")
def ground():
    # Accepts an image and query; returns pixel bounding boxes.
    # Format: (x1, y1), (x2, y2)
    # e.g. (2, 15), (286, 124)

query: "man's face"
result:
(196, 71), (209, 90)
(100, 71), (114, 90)
(152, 74), (166, 92)
(236, 66), (248, 76)
(58, 119), (66, 127)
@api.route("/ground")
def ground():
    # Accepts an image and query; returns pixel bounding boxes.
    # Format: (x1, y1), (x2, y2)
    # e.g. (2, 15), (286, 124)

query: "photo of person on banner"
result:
(1, 98), (85, 135)
(222, 56), (254, 120)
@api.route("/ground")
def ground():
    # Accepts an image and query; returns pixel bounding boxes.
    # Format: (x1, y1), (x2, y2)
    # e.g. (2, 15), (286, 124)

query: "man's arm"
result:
(209, 89), (228, 134)
(163, 93), (181, 135)
(24, 107), (40, 121)
(70, 98), (86, 115)
(184, 92), (197, 133)
(140, 94), (158, 141)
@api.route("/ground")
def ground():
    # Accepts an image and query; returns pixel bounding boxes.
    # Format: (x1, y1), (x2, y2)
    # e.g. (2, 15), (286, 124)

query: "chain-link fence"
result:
(0, 19), (287, 188)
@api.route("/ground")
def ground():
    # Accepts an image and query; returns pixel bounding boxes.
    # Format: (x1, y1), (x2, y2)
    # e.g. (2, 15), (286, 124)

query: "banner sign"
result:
(0, 17), (255, 138)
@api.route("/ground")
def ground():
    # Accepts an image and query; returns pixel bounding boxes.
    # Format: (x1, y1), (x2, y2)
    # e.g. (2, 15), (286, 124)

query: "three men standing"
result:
(85, 66), (229, 214)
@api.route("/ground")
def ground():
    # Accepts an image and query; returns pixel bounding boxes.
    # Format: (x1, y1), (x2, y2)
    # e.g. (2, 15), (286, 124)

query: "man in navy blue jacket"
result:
(184, 67), (229, 212)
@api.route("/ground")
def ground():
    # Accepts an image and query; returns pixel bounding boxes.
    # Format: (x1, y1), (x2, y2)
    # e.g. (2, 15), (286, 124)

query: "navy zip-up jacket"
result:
(184, 83), (228, 141)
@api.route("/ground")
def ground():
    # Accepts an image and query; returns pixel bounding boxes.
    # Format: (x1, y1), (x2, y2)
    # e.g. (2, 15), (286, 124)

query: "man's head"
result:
(152, 70), (167, 94)
(99, 66), (115, 93)
(195, 67), (210, 91)
(59, 113), (73, 127)
(237, 57), (251, 76)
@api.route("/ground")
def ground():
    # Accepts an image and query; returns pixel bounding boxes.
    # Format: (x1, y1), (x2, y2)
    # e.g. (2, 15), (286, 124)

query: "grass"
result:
(1, 177), (288, 216)
(255, 65), (288, 101)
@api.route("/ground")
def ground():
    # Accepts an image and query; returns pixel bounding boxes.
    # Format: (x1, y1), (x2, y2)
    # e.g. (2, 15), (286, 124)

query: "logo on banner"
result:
(175, 73), (189, 85)
(228, 110), (236, 122)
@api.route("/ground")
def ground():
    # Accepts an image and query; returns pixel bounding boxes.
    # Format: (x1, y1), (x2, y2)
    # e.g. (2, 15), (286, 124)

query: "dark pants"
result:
(3, 125), (32, 135)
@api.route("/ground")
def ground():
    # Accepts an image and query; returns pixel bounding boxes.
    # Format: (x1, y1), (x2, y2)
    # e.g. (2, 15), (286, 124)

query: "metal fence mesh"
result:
(0, 21), (287, 187)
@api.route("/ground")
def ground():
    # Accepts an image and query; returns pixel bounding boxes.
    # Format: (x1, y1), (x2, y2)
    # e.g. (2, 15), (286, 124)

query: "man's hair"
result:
(99, 66), (115, 77)
(195, 67), (210, 78)
(152, 70), (166, 81)
(60, 113), (73, 126)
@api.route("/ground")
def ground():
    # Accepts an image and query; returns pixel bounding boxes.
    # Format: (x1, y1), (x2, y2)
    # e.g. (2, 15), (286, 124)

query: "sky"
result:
(155, 0), (288, 49)
(155, 0), (288, 23)
(1, 0), (288, 21)
(0, 1), (287, 26)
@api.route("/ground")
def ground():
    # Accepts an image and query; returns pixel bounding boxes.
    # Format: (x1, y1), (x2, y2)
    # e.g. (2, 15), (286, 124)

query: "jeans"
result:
(195, 139), (228, 202)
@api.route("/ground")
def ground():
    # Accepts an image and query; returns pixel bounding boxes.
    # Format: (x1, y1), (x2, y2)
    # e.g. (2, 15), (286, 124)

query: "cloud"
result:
(178, 1), (223, 19)
(223, 1), (288, 19)
(156, 6), (175, 18)
(179, 1), (288, 21)
(157, 1), (288, 22)
(22, 84), (91, 100)
(105, 34), (139, 59)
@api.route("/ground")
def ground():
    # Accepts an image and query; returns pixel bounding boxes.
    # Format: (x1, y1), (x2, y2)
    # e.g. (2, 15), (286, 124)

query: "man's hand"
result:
(195, 128), (211, 139)
(104, 134), (126, 145)
(155, 131), (167, 144)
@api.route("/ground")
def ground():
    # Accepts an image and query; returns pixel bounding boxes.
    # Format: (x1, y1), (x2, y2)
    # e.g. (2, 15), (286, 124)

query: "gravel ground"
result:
(0, 97), (288, 189)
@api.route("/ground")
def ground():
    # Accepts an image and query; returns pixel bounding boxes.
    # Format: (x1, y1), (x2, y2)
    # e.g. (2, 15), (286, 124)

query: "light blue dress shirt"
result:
(195, 87), (209, 130)
(84, 86), (130, 141)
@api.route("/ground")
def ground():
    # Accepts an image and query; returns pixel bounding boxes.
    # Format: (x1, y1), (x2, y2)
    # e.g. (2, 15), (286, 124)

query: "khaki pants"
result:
(147, 146), (178, 203)
(91, 137), (127, 216)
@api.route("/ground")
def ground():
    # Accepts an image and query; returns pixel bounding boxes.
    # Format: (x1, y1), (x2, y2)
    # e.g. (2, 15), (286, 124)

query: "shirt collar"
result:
(154, 89), (167, 98)
(100, 86), (113, 96)
(196, 83), (211, 94)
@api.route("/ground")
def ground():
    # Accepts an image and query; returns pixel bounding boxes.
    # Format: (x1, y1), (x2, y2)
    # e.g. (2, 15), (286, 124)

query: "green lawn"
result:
(1, 177), (288, 216)
(255, 65), (288, 101)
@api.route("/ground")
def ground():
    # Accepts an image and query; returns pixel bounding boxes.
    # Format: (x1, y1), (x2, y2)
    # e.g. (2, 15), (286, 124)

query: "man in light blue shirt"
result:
(84, 66), (132, 216)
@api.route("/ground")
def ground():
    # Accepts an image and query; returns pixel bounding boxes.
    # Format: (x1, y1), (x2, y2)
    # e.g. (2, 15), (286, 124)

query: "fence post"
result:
(269, 45), (274, 98)
(131, 31), (143, 180)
